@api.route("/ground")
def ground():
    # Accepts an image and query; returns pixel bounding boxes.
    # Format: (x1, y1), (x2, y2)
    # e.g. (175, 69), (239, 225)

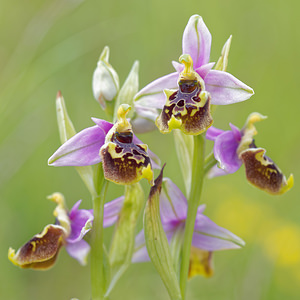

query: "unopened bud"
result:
(92, 46), (119, 110)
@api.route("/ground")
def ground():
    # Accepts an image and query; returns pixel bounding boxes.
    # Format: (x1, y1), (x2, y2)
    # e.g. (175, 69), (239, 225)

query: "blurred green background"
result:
(1, 0), (299, 299)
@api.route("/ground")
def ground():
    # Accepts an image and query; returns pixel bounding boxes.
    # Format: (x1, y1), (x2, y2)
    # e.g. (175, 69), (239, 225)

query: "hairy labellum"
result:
(100, 105), (154, 185)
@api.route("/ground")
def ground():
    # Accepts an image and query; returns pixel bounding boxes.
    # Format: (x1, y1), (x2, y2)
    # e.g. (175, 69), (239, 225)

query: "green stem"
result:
(204, 151), (217, 176)
(179, 134), (205, 299)
(91, 164), (109, 300)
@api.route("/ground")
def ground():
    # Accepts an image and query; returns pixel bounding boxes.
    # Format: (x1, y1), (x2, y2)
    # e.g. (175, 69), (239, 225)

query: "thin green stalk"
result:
(91, 164), (109, 300)
(179, 134), (205, 299)
(204, 151), (217, 176)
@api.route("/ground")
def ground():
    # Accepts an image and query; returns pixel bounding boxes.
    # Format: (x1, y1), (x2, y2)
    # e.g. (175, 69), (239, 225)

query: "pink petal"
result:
(182, 15), (212, 69)
(172, 61), (184, 73)
(213, 130), (242, 174)
(91, 118), (113, 133)
(160, 178), (187, 224)
(206, 126), (225, 141)
(65, 239), (90, 265)
(48, 125), (106, 166)
(207, 164), (228, 178)
(134, 72), (178, 108)
(132, 230), (150, 263)
(205, 70), (254, 105)
(192, 214), (244, 251)
(195, 62), (215, 80)
(67, 200), (93, 243)
(103, 196), (125, 227)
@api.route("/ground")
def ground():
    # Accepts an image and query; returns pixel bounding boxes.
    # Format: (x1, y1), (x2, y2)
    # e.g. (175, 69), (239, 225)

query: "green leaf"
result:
(144, 166), (182, 300)
(56, 92), (95, 196)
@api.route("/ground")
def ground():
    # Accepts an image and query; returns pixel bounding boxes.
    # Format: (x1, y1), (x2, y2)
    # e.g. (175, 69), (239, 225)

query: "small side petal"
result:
(207, 164), (228, 178)
(131, 104), (158, 134)
(182, 15), (212, 68)
(48, 125), (106, 166)
(193, 214), (245, 251)
(67, 200), (93, 243)
(65, 239), (90, 266)
(160, 178), (188, 223)
(205, 70), (254, 105)
(134, 72), (178, 108)
(91, 118), (113, 134)
(103, 196), (125, 227)
(132, 230), (150, 263)
(213, 130), (242, 174)
(195, 63), (215, 80)
(206, 126), (224, 141)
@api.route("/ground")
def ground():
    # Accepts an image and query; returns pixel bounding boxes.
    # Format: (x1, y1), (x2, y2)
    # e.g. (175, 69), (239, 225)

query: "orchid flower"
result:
(48, 104), (160, 185)
(8, 193), (124, 269)
(206, 113), (294, 195)
(134, 14), (254, 135)
(133, 178), (244, 278)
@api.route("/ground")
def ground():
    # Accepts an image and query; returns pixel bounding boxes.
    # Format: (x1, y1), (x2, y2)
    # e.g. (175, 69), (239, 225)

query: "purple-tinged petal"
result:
(160, 178), (187, 224)
(205, 70), (254, 105)
(67, 200), (93, 243)
(103, 196), (124, 227)
(134, 72), (178, 108)
(206, 126), (225, 141)
(197, 204), (206, 215)
(132, 135), (161, 169)
(48, 125), (106, 166)
(195, 62), (215, 80)
(207, 164), (228, 178)
(192, 214), (245, 251)
(65, 239), (90, 265)
(182, 15), (212, 69)
(134, 104), (159, 122)
(214, 130), (242, 174)
(91, 118), (113, 134)
(131, 104), (158, 134)
(172, 61), (184, 73)
(132, 230), (150, 263)
(172, 62), (215, 81)
(229, 123), (242, 142)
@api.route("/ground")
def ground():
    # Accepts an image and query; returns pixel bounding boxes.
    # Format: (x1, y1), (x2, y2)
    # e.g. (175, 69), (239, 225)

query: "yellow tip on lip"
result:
(279, 174), (294, 195)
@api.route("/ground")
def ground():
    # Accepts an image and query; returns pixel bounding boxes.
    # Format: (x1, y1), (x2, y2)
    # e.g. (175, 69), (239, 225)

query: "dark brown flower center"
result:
(114, 131), (133, 144)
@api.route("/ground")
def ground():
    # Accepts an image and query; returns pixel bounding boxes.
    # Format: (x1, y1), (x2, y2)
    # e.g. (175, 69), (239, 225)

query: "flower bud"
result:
(92, 46), (119, 110)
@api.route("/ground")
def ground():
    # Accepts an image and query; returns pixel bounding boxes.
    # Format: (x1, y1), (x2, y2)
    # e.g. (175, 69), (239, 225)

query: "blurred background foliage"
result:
(1, 0), (299, 299)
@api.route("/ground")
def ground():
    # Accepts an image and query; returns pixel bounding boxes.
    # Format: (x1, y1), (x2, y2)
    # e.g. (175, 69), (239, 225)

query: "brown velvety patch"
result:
(240, 148), (284, 194)
(156, 79), (212, 134)
(100, 142), (152, 185)
(11, 225), (65, 269)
